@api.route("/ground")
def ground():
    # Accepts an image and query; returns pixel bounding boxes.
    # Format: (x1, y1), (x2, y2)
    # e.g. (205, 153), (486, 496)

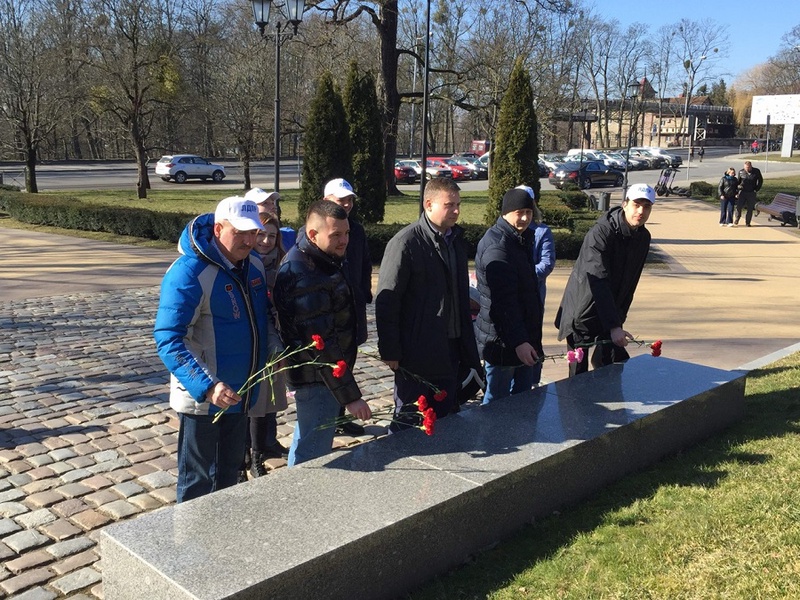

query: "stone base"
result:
(101, 355), (745, 599)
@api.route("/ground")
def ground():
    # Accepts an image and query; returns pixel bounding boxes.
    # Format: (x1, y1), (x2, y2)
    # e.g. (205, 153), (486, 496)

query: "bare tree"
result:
(0, 0), (64, 192)
(83, 0), (181, 198)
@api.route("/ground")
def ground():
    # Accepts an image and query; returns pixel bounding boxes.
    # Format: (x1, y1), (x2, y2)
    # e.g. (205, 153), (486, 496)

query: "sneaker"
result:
(237, 469), (248, 484)
(746, 223), (751, 227)
(336, 421), (365, 436)
(719, 223), (724, 227)
(261, 442), (289, 459)
(726, 223), (733, 227)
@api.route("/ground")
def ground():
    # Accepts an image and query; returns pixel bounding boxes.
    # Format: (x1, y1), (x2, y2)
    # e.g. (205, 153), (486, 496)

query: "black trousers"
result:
(566, 333), (630, 377)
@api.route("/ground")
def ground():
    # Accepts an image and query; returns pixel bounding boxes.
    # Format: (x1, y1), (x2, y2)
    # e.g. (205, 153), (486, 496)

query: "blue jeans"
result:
(482, 362), (536, 404)
(177, 412), (247, 503)
(288, 384), (340, 466)
(720, 198), (735, 224)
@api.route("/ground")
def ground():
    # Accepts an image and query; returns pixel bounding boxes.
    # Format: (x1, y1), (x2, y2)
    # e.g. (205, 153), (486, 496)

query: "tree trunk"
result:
(25, 144), (38, 194)
(242, 153), (251, 191)
(379, 0), (401, 196)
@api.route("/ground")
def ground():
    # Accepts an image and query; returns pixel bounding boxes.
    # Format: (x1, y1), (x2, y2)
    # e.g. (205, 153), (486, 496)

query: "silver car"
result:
(155, 154), (226, 183)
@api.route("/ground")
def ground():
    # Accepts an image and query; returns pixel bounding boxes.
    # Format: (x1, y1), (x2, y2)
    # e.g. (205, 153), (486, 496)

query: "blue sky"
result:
(605, 0), (800, 83)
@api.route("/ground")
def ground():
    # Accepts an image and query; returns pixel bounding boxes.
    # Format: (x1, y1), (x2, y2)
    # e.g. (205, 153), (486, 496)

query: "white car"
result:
(155, 154), (226, 183)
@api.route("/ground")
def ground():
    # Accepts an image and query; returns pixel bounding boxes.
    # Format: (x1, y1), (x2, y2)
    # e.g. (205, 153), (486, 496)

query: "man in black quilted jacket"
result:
(273, 200), (371, 465)
(735, 160), (763, 227)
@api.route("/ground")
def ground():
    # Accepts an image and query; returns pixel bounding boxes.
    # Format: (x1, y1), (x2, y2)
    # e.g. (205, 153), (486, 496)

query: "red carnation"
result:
(311, 334), (325, 351)
(433, 390), (447, 402)
(650, 340), (663, 357)
(417, 395), (429, 412)
(422, 408), (437, 436)
(332, 360), (347, 378)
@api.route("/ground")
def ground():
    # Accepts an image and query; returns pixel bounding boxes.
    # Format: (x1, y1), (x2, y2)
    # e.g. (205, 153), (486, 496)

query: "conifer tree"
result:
(343, 62), (386, 224)
(299, 72), (353, 218)
(485, 57), (540, 225)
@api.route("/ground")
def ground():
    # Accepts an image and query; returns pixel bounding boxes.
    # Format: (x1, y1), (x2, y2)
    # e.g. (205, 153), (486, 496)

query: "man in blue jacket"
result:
(475, 188), (543, 403)
(154, 196), (280, 502)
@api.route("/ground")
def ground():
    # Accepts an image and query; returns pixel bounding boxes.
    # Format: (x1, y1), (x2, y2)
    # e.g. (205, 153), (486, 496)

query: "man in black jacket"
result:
(735, 160), (763, 227)
(273, 200), (371, 465)
(555, 183), (654, 377)
(376, 178), (481, 428)
(475, 188), (543, 403)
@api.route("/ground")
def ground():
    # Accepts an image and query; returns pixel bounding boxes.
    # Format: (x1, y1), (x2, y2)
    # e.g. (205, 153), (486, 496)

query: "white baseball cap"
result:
(625, 183), (656, 204)
(244, 187), (281, 205)
(214, 197), (265, 231)
(323, 178), (356, 199)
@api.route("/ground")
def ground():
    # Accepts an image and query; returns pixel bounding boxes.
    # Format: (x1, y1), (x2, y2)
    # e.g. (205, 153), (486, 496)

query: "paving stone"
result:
(69, 509), (111, 531)
(25, 490), (64, 509)
(15, 508), (57, 529)
(48, 449), (77, 462)
(5, 549), (53, 574)
(110, 482), (144, 499)
(3, 529), (51, 553)
(0, 567), (54, 596)
(16, 443), (49, 458)
(59, 469), (93, 484)
(51, 499), (88, 519)
(64, 457), (94, 469)
(25, 466), (57, 480)
(127, 493), (163, 511)
(49, 566), (102, 595)
(80, 475), (113, 491)
(40, 518), (82, 541)
(103, 469), (135, 484)
(0, 517), (22, 536)
(6, 585), (58, 600)
(98, 500), (140, 520)
(26, 455), (55, 468)
(46, 537), (95, 560)
(149, 487), (177, 505)
(118, 418), (152, 431)
(58, 433), (90, 445)
(0, 502), (30, 518)
(7, 473), (34, 487)
(0, 542), (14, 560)
(90, 450), (118, 464)
(0, 450), (19, 463)
(21, 479), (61, 495)
(82, 490), (118, 508)
(54, 482), (94, 499)
(138, 471), (176, 490)
(51, 549), (98, 576)
(88, 459), (131, 474)
(0, 488), (26, 503)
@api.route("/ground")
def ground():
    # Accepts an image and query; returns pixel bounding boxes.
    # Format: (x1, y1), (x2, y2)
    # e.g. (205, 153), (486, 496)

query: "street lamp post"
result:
(252, 0), (304, 195)
(623, 80), (641, 200)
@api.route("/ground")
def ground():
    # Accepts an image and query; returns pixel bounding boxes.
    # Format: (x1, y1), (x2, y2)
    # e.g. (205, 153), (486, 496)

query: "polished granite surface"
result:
(102, 355), (746, 600)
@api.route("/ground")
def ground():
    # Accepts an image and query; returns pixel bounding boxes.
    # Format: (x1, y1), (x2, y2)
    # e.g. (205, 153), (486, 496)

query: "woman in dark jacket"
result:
(718, 167), (738, 226)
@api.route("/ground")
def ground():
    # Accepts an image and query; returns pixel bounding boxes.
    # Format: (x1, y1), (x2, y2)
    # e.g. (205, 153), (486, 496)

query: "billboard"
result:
(750, 94), (800, 125)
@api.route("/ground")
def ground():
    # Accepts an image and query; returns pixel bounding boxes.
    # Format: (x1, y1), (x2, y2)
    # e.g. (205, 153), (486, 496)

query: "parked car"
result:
(429, 158), (464, 180)
(628, 148), (667, 169)
(646, 147), (683, 168)
(451, 156), (488, 179)
(396, 159), (452, 180)
(155, 154), (226, 183)
(394, 162), (419, 184)
(548, 160), (624, 190)
(541, 153), (567, 172)
(477, 151), (491, 170)
(443, 158), (473, 180)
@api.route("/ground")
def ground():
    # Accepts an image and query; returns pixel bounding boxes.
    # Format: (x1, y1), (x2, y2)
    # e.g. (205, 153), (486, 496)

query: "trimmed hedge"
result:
(0, 190), (593, 261)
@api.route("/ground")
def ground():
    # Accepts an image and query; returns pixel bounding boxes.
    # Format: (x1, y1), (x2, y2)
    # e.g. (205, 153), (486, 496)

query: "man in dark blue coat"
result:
(475, 188), (543, 403)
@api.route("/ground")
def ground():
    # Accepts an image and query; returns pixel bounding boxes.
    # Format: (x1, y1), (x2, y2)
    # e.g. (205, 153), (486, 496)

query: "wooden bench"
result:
(755, 193), (798, 226)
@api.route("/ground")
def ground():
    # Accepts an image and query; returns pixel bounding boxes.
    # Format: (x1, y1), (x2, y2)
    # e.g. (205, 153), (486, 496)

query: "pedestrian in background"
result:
(735, 160), (763, 227)
(718, 167), (738, 227)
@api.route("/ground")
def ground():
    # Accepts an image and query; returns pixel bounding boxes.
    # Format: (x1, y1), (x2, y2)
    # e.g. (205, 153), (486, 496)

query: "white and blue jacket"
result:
(154, 213), (279, 416)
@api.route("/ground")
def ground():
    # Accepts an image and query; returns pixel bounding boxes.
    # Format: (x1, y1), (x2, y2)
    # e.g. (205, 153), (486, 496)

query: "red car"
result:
(393, 162), (418, 184)
(429, 158), (467, 180)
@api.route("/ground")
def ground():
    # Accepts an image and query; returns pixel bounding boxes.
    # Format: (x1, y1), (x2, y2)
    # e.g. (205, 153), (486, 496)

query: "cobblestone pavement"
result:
(0, 286), (401, 599)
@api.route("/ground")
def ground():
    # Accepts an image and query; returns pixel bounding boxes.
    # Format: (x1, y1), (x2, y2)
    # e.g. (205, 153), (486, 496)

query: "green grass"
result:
(408, 352), (800, 600)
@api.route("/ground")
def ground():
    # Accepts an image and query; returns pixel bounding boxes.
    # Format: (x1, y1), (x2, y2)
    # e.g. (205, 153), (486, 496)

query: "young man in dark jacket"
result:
(555, 183), (654, 377)
(735, 160), (763, 227)
(273, 200), (371, 465)
(475, 188), (543, 403)
(376, 177), (481, 428)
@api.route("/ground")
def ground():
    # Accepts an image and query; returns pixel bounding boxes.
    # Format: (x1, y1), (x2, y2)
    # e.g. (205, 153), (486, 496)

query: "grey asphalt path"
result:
(1, 188), (800, 597)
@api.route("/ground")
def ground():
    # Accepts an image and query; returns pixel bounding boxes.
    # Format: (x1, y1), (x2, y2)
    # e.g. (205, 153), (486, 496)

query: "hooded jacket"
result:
(154, 213), (279, 416)
(475, 216), (543, 366)
(718, 173), (738, 199)
(555, 206), (650, 341)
